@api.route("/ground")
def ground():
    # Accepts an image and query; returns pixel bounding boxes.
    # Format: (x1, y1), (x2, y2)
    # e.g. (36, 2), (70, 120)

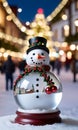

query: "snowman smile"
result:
(31, 57), (45, 65)
(29, 52), (46, 66)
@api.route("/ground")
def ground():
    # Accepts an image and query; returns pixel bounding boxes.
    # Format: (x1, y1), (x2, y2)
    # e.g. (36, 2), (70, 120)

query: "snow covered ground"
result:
(0, 67), (78, 129)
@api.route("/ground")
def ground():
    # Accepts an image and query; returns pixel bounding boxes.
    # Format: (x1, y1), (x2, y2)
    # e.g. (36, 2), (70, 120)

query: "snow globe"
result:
(13, 36), (62, 125)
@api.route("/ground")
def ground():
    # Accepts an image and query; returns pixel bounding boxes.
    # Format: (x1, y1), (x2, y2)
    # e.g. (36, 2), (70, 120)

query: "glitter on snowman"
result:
(13, 37), (62, 111)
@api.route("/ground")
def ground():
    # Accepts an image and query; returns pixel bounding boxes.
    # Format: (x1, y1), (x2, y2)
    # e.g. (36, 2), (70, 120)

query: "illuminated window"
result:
(63, 25), (69, 37)
(0, 7), (6, 27)
(75, 0), (78, 10)
(74, 19), (78, 32)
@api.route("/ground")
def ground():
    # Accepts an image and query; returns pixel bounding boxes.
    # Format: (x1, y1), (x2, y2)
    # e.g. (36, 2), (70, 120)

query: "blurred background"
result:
(0, 0), (78, 82)
(0, 0), (78, 123)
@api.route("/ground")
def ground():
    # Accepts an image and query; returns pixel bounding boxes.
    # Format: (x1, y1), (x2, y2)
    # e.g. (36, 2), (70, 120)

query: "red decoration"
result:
(51, 86), (57, 93)
(45, 87), (52, 94)
(45, 86), (57, 94)
(18, 75), (22, 78)
(37, 8), (44, 14)
(42, 65), (50, 71)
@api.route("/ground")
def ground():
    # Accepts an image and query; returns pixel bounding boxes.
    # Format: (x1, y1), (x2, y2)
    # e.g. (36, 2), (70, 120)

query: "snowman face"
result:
(26, 49), (50, 66)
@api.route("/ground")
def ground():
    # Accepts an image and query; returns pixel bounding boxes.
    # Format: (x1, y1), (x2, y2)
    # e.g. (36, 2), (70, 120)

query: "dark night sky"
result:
(7, 0), (61, 23)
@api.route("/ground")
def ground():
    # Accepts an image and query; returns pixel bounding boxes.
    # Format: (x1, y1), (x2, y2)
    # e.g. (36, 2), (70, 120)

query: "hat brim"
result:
(26, 45), (49, 54)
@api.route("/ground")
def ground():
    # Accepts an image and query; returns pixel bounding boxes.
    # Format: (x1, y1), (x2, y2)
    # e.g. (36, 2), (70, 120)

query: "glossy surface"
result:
(14, 71), (62, 110)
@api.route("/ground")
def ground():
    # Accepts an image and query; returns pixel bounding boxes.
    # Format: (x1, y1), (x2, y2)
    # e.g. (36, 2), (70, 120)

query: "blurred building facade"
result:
(50, 0), (78, 62)
(0, 0), (26, 63)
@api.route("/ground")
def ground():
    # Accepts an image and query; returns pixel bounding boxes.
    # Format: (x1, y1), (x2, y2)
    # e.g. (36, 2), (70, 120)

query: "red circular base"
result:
(14, 110), (61, 125)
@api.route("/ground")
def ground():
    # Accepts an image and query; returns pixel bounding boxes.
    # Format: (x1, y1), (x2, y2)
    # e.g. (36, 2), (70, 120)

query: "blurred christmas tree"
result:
(24, 8), (54, 58)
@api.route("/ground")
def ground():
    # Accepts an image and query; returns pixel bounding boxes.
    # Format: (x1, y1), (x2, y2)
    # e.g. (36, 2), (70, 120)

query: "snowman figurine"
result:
(14, 36), (62, 125)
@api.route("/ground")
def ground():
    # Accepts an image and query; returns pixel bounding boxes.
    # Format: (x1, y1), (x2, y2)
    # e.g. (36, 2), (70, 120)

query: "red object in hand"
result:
(45, 87), (52, 94)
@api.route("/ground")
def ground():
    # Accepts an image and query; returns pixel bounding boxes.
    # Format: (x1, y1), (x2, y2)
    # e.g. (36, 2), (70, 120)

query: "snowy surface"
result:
(0, 68), (78, 129)
(0, 114), (78, 130)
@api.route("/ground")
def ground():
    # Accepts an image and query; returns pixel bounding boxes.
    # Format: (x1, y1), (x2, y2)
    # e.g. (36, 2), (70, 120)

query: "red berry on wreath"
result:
(51, 86), (57, 93)
(33, 67), (36, 71)
(45, 87), (52, 94)
(18, 75), (22, 78)
(28, 68), (31, 72)
(38, 67), (42, 71)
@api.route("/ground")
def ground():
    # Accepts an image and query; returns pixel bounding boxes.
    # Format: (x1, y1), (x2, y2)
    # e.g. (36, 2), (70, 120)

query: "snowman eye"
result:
(41, 53), (44, 55)
(33, 53), (35, 55)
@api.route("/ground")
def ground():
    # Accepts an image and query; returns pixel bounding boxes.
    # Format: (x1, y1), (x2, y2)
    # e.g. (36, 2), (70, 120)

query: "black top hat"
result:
(27, 36), (49, 54)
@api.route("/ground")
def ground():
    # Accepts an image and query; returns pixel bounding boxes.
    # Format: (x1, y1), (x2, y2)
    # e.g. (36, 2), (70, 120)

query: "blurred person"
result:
(50, 60), (55, 71)
(3, 55), (15, 90)
(55, 58), (62, 75)
(70, 57), (78, 82)
(18, 59), (26, 73)
(65, 57), (71, 71)
(0, 61), (2, 73)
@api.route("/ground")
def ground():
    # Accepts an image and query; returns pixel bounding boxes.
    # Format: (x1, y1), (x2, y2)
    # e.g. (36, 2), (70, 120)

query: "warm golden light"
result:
(64, 25), (69, 36)
(62, 14), (67, 20)
(3, 52), (8, 57)
(6, 15), (12, 21)
(60, 55), (66, 62)
(0, 48), (5, 53)
(0, 7), (5, 27)
(3, 1), (8, 7)
(21, 26), (26, 32)
(6, 7), (12, 14)
(59, 50), (64, 55)
(62, 42), (68, 47)
(67, 51), (72, 59)
(74, 19), (78, 27)
(70, 44), (76, 51)
(2, 0), (27, 34)
(64, 25), (69, 30)
(46, 0), (69, 22)
(31, 22), (37, 27)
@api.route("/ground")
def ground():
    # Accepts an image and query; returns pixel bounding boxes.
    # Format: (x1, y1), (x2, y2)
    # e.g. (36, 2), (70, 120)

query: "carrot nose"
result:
(37, 54), (45, 59)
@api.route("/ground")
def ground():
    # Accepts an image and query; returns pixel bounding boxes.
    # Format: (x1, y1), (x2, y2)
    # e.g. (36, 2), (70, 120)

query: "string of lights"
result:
(0, 32), (26, 45)
(2, 0), (27, 33)
(1, 0), (68, 47)
(46, 0), (68, 22)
